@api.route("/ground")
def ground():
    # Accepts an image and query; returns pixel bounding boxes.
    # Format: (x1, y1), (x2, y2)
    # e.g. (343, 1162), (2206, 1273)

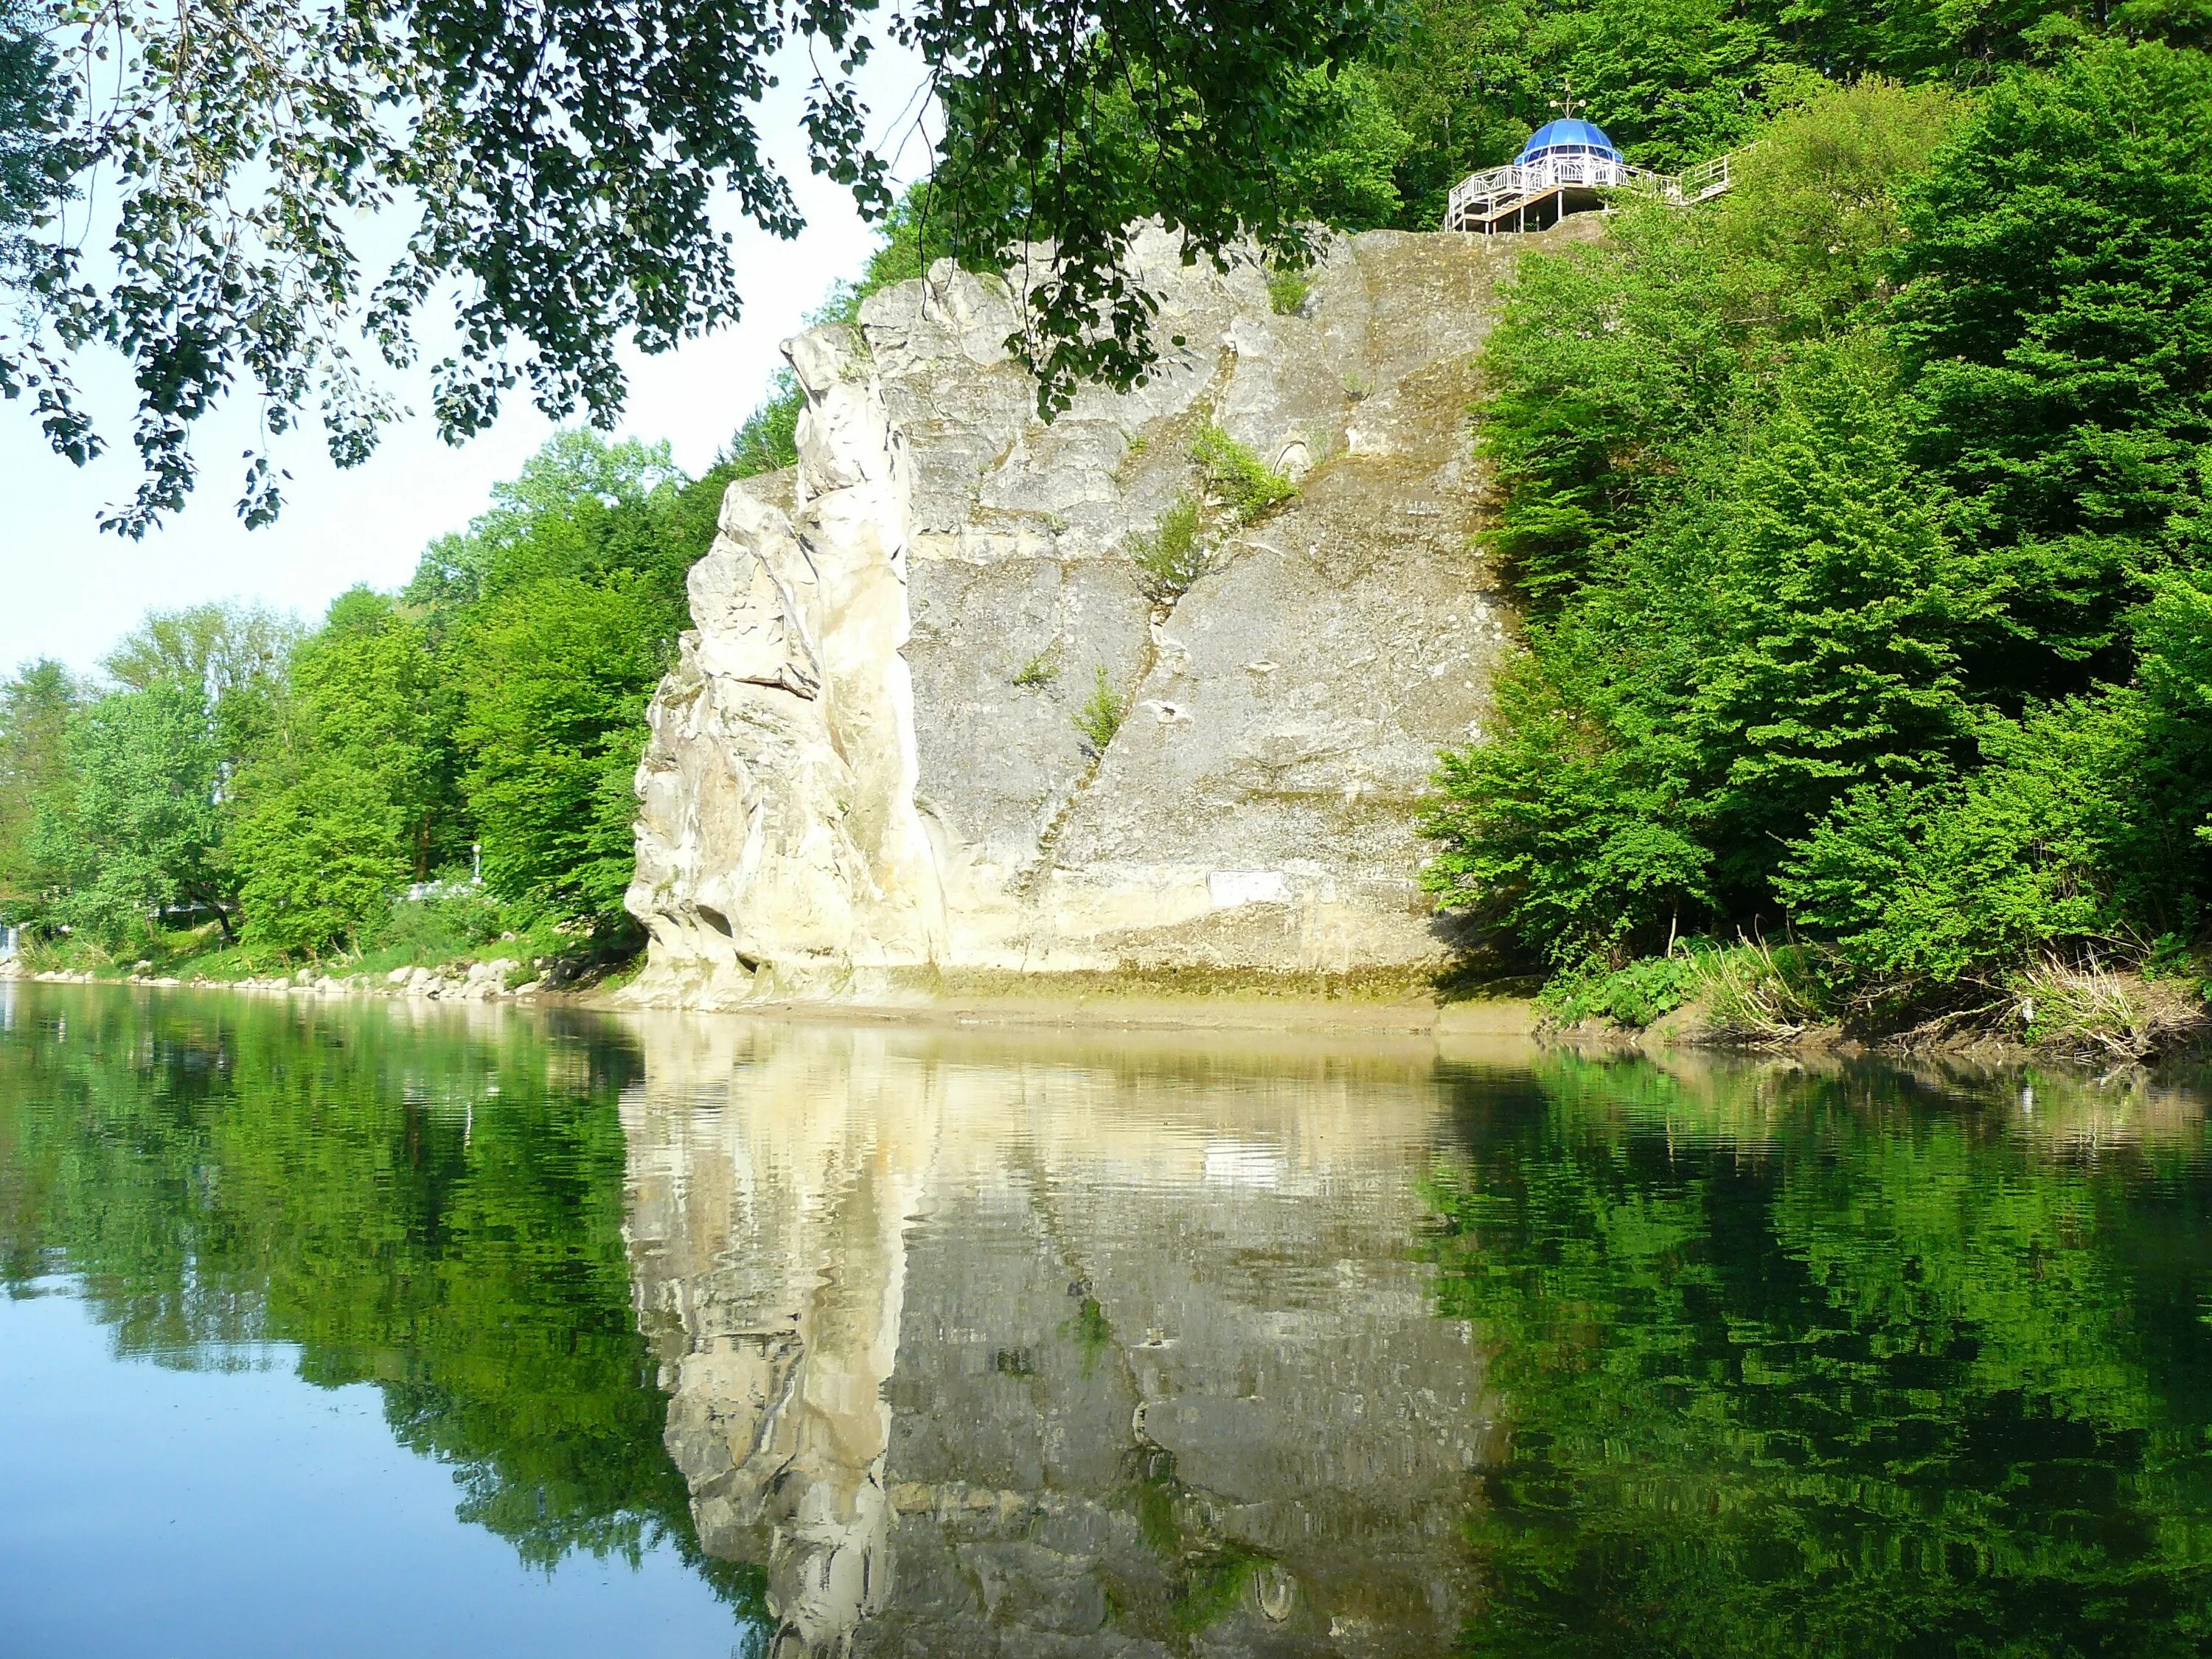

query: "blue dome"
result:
(1516, 118), (1621, 163)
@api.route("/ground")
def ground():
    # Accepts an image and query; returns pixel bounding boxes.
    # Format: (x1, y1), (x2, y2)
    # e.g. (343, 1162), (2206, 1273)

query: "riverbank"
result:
(2, 958), (556, 1006)
(15, 949), (2211, 1072)
(0, 954), (1540, 1036)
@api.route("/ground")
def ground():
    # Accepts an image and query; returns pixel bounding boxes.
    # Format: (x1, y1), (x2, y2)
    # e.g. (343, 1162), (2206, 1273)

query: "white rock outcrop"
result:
(628, 221), (1594, 1004)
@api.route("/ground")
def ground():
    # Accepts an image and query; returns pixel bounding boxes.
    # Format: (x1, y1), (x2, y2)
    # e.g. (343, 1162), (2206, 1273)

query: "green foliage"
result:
(32, 683), (232, 945)
(1265, 267), (1312, 317)
(1430, 327), (1989, 965)
(1127, 493), (1210, 600)
(15, 0), (1384, 528)
(724, 369), (803, 479)
(1191, 425), (1297, 520)
(394, 428), (723, 933)
(358, 887), (537, 960)
(1475, 81), (1966, 600)
(1896, 40), (2212, 695)
(810, 183), (966, 327)
(100, 600), (303, 775)
(230, 761), (408, 956)
(1074, 667), (1127, 754)
(3, 425), (728, 961)
(100, 600), (302, 700)
(1272, 63), (1413, 229)
(1543, 936), (1829, 1032)
(1012, 650), (1059, 689)
(1545, 949), (1705, 1026)
(1365, 0), (2138, 228)
(1707, 78), (1972, 333)
(404, 432), (686, 611)
(453, 577), (667, 921)
(1428, 66), (2212, 1009)
(0, 0), (75, 284)
(0, 659), (82, 911)
(286, 590), (464, 882)
(1423, 641), (1714, 965)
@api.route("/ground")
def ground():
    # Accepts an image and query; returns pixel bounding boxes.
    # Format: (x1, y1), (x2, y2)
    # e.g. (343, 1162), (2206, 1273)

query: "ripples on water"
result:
(0, 982), (2208, 1657)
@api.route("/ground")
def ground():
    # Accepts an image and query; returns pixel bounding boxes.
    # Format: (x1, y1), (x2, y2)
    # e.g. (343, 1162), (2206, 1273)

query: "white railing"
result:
(1447, 153), (1657, 229)
(1669, 150), (1737, 202)
(1447, 147), (1746, 231)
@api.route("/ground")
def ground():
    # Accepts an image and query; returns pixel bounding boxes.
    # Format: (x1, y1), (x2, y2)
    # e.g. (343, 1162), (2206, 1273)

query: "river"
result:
(1, 982), (2208, 1657)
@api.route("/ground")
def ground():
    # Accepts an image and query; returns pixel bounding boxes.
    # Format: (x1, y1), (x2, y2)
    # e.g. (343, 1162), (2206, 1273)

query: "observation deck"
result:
(1445, 146), (1741, 233)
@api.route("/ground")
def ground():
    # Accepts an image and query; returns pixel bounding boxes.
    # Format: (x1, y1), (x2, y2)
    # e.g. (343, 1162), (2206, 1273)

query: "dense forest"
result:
(7, 0), (2212, 1035)
(1424, 38), (2212, 1040)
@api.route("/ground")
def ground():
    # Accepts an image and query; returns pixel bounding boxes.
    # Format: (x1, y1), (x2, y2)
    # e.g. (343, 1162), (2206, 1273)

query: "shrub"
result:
(1775, 695), (2140, 1002)
(1012, 650), (1058, 688)
(1127, 494), (1209, 600)
(1695, 939), (1824, 1044)
(1074, 667), (1126, 755)
(1545, 950), (1705, 1029)
(1192, 425), (1296, 521)
(357, 886), (538, 962)
(1266, 266), (1311, 316)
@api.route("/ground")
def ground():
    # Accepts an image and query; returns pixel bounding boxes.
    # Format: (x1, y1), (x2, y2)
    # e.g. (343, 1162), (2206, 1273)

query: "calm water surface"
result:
(1, 984), (2208, 1657)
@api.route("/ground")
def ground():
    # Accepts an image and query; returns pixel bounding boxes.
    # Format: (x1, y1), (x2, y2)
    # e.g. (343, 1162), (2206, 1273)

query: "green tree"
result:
(1777, 563), (2212, 994)
(0, 658), (80, 911)
(230, 759), (409, 955)
(34, 682), (233, 943)
(288, 588), (463, 880)
(1677, 341), (1989, 901)
(100, 601), (302, 778)
(454, 579), (667, 923)
(1425, 67), (2212, 995)
(1896, 41), (2212, 695)
(1274, 63), (1414, 229)
(1427, 337), (1993, 964)
(405, 434), (686, 611)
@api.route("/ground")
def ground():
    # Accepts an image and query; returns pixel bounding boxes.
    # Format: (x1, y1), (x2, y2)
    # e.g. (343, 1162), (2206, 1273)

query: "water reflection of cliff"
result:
(619, 1019), (1492, 1657)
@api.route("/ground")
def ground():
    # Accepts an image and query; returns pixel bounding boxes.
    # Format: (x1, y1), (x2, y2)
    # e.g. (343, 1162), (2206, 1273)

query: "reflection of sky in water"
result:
(0, 1286), (745, 1659)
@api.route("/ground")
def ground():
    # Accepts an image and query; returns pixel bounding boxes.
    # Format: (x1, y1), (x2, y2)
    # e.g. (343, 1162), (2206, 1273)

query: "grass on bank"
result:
(1543, 934), (2212, 1061)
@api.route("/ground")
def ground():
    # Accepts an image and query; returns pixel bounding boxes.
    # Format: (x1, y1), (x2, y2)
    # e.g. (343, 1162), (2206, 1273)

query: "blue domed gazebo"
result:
(1447, 114), (1638, 232)
(1446, 112), (1741, 233)
(1514, 118), (1622, 167)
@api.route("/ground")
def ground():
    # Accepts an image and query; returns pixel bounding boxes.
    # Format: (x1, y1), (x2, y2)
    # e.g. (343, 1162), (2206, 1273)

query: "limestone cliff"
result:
(627, 223), (1585, 1004)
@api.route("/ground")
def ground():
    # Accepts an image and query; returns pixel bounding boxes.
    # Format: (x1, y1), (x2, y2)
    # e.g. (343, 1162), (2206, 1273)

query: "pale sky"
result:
(1, 46), (933, 678)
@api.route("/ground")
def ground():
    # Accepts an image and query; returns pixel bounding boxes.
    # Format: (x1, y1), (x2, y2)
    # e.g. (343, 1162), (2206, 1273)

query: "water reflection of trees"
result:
(1429, 1051), (2212, 1658)
(0, 986), (761, 1615)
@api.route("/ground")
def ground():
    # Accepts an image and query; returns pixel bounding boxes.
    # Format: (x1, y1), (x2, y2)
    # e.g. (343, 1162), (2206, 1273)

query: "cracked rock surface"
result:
(627, 221), (1599, 1003)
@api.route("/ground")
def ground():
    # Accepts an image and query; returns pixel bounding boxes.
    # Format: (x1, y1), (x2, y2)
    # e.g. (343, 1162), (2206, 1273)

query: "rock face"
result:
(619, 1018), (1492, 1657)
(628, 223), (1591, 1002)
